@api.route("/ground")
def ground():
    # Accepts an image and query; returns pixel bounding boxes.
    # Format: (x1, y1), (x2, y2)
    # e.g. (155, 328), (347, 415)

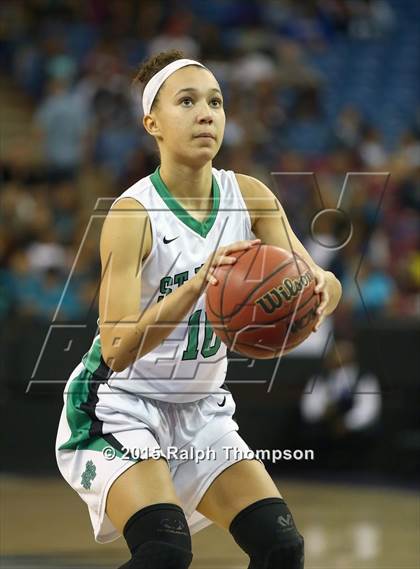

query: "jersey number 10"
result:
(182, 309), (222, 360)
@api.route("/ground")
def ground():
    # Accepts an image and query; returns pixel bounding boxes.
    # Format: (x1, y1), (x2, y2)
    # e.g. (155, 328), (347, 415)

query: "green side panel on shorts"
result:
(58, 359), (123, 457)
(150, 166), (220, 238)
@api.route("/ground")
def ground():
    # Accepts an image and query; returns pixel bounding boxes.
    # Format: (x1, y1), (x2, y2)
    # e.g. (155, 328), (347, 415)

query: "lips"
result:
(194, 133), (216, 140)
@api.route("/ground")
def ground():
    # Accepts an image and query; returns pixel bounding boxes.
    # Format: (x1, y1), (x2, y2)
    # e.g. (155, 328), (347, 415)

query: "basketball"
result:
(206, 245), (321, 359)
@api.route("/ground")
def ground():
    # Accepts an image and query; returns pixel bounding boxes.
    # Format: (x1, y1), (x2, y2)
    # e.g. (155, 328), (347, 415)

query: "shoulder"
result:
(111, 174), (154, 210)
(234, 173), (279, 203)
(234, 173), (280, 227)
(108, 176), (152, 235)
(234, 173), (270, 195)
(110, 196), (147, 213)
(103, 188), (152, 260)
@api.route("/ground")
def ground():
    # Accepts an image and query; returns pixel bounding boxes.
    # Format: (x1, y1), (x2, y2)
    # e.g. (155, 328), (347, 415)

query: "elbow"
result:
(100, 327), (146, 373)
(100, 336), (126, 373)
(101, 343), (144, 374)
(104, 351), (138, 373)
(101, 346), (122, 373)
(106, 357), (126, 374)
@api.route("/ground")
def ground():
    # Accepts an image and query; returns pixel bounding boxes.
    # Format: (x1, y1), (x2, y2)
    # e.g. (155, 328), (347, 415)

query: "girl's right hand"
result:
(190, 238), (261, 296)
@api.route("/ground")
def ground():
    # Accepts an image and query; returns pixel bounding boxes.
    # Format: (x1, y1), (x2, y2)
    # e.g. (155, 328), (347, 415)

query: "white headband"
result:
(142, 59), (206, 115)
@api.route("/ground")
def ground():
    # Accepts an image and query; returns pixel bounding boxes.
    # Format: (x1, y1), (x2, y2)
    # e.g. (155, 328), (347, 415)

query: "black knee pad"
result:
(118, 503), (193, 569)
(229, 497), (304, 569)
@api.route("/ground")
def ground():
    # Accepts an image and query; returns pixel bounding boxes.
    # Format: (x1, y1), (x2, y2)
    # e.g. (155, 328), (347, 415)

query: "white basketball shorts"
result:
(55, 362), (260, 543)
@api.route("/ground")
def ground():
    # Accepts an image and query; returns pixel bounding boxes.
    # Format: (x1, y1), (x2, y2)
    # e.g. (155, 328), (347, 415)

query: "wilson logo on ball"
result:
(206, 245), (321, 359)
(255, 271), (314, 314)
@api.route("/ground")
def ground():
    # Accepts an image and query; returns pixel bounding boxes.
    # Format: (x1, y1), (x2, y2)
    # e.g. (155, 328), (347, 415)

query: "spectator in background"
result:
(0, 249), (39, 319)
(26, 227), (68, 274)
(32, 265), (83, 322)
(76, 39), (141, 182)
(274, 38), (322, 89)
(1, 248), (82, 323)
(34, 62), (89, 181)
(359, 126), (388, 168)
(231, 50), (277, 87)
(341, 256), (397, 319)
(0, 183), (37, 240)
(391, 132), (420, 179)
(50, 180), (79, 245)
(147, 11), (200, 58)
(348, 0), (395, 38)
(286, 86), (331, 157)
(221, 93), (247, 149)
(300, 339), (382, 467)
(332, 106), (365, 150)
(400, 164), (420, 212)
(392, 249), (420, 315)
(92, 82), (140, 181)
(13, 41), (45, 100)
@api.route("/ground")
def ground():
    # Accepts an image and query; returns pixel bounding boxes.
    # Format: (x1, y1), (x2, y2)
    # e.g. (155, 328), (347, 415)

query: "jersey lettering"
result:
(182, 309), (222, 360)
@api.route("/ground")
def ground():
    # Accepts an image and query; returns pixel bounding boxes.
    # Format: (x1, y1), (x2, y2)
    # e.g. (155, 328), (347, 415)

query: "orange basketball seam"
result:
(211, 253), (300, 321)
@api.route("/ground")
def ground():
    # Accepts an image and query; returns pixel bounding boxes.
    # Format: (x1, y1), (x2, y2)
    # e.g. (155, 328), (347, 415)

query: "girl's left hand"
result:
(311, 268), (342, 332)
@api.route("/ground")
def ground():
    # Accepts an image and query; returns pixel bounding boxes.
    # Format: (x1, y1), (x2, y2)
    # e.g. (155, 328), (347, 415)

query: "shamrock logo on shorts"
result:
(81, 460), (97, 490)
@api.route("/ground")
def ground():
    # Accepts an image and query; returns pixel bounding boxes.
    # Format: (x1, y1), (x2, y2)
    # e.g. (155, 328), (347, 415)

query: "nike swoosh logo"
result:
(217, 396), (226, 407)
(163, 236), (179, 244)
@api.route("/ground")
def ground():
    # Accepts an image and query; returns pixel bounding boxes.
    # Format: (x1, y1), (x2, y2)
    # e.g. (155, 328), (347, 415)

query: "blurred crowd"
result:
(0, 0), (419, 341)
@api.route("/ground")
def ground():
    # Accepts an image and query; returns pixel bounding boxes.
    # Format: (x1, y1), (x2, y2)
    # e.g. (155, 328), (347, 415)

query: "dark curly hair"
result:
(133, 50), (186, 111)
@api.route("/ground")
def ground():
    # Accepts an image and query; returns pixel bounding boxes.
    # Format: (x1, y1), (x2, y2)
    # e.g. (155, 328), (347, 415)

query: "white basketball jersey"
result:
(83, 167), (255, 403)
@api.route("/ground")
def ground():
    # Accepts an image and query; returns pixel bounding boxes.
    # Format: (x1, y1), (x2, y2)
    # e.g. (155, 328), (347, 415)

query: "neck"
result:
(159, 158), (213, 204)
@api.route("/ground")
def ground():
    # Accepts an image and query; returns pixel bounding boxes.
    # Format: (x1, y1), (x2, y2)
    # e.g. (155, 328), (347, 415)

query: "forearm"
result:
(254, 224), (342, 323)
(102, 279), (201, 372)
(286, 234), (342, 313)
(323, 271), (342, 315)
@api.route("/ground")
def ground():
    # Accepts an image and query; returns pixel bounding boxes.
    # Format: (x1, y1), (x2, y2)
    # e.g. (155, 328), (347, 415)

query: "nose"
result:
(198, 113), (213, 125)
(197, 101), (213, 124)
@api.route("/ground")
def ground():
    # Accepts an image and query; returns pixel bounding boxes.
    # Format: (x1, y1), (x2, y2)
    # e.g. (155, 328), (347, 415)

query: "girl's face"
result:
(144, 66), (225, 167)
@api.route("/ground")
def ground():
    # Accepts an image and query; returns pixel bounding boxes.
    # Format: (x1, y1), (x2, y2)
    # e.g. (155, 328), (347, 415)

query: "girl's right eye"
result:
(180, 97), (193, 106)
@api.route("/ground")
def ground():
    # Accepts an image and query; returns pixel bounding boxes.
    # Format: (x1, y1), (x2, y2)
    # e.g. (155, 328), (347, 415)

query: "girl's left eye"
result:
(210, 98), (222, 107)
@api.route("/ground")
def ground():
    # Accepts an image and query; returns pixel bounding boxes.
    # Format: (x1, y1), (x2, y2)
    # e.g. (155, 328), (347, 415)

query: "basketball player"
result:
(56, 51), (342, 568)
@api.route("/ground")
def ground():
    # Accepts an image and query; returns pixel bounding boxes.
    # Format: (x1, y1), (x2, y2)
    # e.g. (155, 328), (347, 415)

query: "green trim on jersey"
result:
(150, 166), (220, 238)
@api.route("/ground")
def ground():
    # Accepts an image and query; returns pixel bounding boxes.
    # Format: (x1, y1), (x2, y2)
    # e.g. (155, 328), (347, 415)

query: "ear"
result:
(143, 114), (161, 138)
